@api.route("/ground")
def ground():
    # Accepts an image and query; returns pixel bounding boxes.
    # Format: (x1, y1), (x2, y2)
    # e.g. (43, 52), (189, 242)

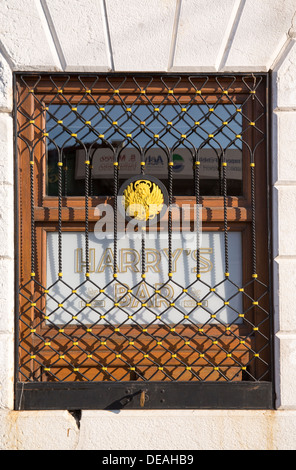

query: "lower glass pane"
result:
(46, 231), (243, 326)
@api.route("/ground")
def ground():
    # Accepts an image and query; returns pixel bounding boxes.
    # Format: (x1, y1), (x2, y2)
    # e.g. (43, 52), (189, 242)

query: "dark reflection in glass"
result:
(46, 103), (243, 197)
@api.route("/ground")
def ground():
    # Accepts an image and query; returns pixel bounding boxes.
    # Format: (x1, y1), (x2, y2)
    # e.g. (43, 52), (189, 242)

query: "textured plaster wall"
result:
(1, 0), (296, 449)
(1, 410), (296, 450)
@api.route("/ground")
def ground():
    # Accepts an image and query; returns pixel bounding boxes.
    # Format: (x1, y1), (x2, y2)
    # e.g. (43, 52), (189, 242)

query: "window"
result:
(15, 74), (273, 409)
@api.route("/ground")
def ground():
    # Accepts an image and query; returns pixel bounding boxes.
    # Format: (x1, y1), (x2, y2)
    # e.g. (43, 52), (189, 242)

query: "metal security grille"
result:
(15, 73), (273, 409)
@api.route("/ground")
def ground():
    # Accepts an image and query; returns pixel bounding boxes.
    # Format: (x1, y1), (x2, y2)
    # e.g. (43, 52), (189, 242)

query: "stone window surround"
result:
(0, 52), (296, 411)
(1, 0), (296, 450)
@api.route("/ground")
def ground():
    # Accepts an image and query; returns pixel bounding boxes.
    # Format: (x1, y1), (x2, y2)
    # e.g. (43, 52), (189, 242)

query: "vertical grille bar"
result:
(58, 151), (63, 277)
(85, 151), (90, 276)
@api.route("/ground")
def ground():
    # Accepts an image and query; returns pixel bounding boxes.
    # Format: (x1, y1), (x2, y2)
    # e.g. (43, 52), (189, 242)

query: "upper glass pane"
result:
(46, 103), (243, 197)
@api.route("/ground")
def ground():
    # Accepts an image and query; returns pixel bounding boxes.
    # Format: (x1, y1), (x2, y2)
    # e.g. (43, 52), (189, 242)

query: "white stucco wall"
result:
(1, 0), (296, 449)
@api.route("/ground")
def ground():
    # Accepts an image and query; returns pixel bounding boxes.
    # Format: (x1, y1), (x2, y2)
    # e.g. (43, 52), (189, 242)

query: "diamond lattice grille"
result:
(16, 74), (271, 383)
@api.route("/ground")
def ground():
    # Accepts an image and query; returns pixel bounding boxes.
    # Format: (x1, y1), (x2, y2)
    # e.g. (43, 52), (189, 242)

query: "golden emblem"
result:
(123, 179), (164, 221)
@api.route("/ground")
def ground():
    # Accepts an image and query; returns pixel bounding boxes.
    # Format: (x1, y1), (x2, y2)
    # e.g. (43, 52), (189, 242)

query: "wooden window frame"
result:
(15, 73), (273, 410)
